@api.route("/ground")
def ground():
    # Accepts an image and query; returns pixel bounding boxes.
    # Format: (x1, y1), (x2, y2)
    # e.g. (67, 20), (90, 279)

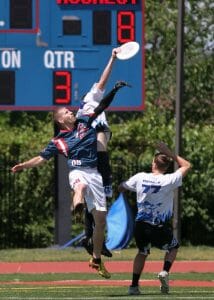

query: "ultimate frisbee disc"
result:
(116, 41), (140, 60)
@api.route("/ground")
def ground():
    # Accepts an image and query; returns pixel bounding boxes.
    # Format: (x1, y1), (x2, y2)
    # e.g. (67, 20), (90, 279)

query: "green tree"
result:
(145, 0), (213, 123)
(0, 112), (55, 248)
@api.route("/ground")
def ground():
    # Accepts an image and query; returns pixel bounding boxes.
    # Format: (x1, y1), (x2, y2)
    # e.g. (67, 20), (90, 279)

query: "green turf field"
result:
(0, 285), (213, 299)
(0, 246), (213, 299)
(0, 245), (213, 261)
(0, 270), (213, 299)
(0, 272), (214, 281)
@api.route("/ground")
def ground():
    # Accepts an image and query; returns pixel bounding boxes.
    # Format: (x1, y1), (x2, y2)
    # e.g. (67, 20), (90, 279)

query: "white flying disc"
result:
(116, 41), (140, 60)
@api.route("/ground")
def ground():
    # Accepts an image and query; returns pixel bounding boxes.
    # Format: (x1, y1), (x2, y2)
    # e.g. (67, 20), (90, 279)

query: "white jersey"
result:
(123, 170), (182, 225)
(76, 83), (109, 129)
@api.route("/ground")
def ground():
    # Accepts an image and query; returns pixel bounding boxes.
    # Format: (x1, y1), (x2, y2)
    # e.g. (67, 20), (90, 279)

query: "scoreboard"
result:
(0, 0), (145, 111)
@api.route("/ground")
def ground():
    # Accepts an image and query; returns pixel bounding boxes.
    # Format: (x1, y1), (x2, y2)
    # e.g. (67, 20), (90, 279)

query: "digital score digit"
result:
(117, 11), (135, 43)
(0, 0), (145, 110)
(53, 71), (71, 105)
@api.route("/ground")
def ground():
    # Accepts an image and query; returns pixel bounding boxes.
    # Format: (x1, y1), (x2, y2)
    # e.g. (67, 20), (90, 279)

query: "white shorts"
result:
(69, 168), (107, 212)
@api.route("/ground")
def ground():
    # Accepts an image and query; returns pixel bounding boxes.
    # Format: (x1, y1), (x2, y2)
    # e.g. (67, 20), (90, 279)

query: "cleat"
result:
(81, 237), (93, 256)
(128, 285), (141, 295)
(89, 258), (111, 279)
(158, 270), (169, 294)
(82, 238), (112, 257)
(71, 197), (85, 216)
(104, 185), (113, 198)
(73, 203), (85, 216)
(101, 243), (112, 257)
(114, 81), (132, 89)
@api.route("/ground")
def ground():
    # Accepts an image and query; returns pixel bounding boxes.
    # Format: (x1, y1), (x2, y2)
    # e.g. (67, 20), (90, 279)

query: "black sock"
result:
(93, 257), (101, 264)
(97, 151), (112, 186)
(84, 209), (94, 238)
(131, 273), (140, 287)
(163, 261), (172, 272)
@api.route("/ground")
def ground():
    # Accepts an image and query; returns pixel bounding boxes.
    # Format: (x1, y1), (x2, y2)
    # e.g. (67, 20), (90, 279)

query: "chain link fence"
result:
(0, 155), (144, 249)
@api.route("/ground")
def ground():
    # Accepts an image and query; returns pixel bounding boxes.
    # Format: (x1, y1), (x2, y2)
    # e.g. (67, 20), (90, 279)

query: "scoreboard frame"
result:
(0, 0), (145, 111)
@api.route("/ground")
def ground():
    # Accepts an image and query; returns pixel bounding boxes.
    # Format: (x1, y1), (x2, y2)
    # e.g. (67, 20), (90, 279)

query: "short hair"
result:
(154, 153), (172, 173)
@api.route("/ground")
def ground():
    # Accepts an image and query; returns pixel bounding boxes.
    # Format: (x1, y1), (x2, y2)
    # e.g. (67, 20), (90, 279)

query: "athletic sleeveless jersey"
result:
(40, 115), (98, 170)
(122, 170), (182, 225)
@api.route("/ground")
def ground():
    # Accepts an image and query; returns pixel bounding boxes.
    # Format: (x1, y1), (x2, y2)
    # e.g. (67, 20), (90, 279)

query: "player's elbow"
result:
(188, 161), (192, 170)
(181, 161), (192, 177)
(186, 161), (192, 172)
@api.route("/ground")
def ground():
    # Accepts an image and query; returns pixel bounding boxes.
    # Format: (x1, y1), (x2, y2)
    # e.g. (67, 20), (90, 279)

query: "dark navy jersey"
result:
(40, 115), (98, 170)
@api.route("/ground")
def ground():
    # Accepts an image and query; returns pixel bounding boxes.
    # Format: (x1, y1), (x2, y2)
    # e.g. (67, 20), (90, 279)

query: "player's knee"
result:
(138, 250), (149, 257)
(75, 183), (87, 194)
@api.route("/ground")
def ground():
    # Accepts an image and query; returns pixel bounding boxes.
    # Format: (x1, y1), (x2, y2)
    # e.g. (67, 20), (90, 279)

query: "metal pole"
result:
(54, 154), (71, 246)
(173, 0), (185, 242)
(54, 124), (71, 246)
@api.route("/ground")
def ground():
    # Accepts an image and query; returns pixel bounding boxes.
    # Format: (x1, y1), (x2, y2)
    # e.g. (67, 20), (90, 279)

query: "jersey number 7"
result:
(142, 184), (161, 194)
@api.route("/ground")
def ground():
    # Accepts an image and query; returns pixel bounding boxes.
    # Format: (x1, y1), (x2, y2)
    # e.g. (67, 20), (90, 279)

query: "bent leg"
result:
(72, 183), (86, 214)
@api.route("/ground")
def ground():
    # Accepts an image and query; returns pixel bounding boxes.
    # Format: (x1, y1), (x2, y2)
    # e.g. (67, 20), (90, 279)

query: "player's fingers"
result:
(112, 47), (121, 56)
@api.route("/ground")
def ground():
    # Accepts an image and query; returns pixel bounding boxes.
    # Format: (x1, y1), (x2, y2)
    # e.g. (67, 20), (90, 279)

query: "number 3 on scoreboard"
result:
(53, 71), (71, 105)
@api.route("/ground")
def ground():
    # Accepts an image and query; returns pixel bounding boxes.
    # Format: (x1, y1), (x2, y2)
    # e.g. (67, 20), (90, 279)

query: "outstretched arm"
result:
(77, 47), (121, 116)
(96, 47), (120, 91)
(11, 156), (46, 173)
(156, 141), (191, 177)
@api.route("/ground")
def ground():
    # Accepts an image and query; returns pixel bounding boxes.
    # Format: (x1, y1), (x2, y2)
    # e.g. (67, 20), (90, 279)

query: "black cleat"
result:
(82, 238), (112, 257)
(81, 237), (93, 255)
(114, 81), (132, 89)
(101, 243), (112, 257)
